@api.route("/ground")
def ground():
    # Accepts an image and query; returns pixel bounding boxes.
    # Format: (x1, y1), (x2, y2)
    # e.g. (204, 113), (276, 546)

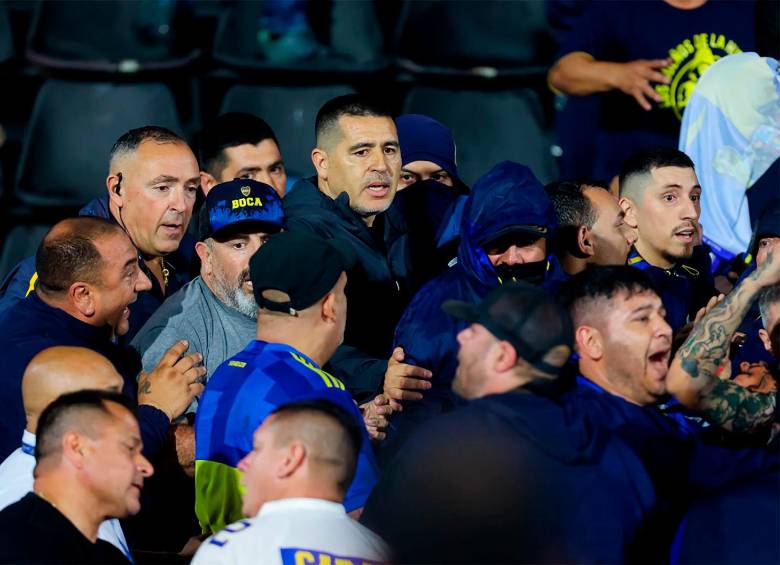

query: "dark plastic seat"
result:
(0, 224), (51, 281)
(26, 0), (199, 73)
(402, 87), (558, 185)
(213, 1), (387, 73)
(220, 84), (355, 178)
(16, 80), (182, 208)
(394, 0), (555, 76)
(0, 2), (13, 64)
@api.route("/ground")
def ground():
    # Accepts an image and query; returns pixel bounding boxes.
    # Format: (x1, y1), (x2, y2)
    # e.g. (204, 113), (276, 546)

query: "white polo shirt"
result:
(0, 430), (132, 560)
(192, 498), (390, 565)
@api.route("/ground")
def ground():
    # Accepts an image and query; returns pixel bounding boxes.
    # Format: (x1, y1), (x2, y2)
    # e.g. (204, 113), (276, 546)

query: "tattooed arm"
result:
(668, 252), (779, 432)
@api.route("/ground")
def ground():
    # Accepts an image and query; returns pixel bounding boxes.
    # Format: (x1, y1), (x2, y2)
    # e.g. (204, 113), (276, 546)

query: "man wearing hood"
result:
(382, 161), (559, 459)
(361, 283), (655, 563)
(393, 114), (469, 291)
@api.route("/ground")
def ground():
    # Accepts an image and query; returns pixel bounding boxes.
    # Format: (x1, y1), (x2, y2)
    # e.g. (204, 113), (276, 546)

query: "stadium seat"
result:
(0, 223), (51, 281)
(394, 0), (555, 76)
(0, 2), (13, 64)
(15, 80), (182, 208)
(213, 1), (387, 73)
(220, 84), (355, 178)
(402, 87), (558, 185)
(26, 0), (199, 73)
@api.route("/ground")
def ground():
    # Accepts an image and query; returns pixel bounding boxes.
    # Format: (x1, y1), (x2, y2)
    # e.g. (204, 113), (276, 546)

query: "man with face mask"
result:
(132, 179), (285, 414)
(380, 161), (557, 462)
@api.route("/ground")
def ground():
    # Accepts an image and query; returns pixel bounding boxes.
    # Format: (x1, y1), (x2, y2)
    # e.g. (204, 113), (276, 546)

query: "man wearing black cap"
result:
(384, 161), (560, 461)
(132, 179), (285, 413)
(194, 231), (381, 535)
(361, 283), (655, 564)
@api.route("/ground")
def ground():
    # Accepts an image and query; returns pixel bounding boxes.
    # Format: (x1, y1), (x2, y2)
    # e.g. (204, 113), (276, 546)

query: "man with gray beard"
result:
(132, 179), (284, 414)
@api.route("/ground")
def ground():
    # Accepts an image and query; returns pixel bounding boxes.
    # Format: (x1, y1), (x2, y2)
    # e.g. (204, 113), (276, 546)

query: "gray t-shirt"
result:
(131, 276), (256, 413)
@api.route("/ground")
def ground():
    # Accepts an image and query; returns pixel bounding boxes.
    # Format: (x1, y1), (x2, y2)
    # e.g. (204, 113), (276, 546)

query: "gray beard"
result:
(210, 272), (258, 320)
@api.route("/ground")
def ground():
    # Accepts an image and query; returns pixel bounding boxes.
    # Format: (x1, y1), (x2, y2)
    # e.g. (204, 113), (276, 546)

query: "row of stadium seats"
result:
(0, 1), (555, 76)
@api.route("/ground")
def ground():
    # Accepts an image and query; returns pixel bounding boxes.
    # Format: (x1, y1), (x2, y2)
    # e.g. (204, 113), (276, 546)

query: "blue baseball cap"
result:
(396, 114), (459, 179)
(198, 179), (285, 241)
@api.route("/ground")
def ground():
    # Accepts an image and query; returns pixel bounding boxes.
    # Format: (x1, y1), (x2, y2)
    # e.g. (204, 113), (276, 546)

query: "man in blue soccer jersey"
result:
(194, 231), (382, 534)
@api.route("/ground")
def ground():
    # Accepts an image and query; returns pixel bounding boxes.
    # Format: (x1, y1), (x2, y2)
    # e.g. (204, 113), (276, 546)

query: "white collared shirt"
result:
(192, 498), (389, 565)
(0, 430), (131, 559)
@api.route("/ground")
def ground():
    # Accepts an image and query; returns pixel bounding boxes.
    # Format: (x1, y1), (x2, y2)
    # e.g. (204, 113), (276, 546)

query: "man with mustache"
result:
(283, 95), (420, 404)
(132, 179), (284, 413)
(619, 146), (717, 332)
(0, 390), (153, 564)
(0, 126), (201, 341)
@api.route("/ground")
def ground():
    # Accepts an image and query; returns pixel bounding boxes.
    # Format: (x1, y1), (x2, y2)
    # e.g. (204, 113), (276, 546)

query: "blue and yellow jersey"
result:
(194, 340), (378, 534)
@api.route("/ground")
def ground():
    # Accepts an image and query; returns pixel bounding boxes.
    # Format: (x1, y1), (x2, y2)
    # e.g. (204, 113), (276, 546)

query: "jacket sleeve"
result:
(0, 257), (37, 318)
(136, 404), (171, 463)
(327, 345), (387, 404)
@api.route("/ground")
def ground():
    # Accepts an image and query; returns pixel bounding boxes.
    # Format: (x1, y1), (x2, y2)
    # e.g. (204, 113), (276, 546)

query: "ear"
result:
(276, 441), (306, 479)
(311, 148), (328, 181)
(321, 291), (337, 323)
(494, 341), (518, 373)
(107, 174), (123, 209)
(69, 282), (96, 317)
(619, 197), (638, 229)
(61, 431), (87, 469)
(575, 325), (603, 360)
(759, 328), (772, 353)
(200, 171), (217, 196)
(195, 241), (211, 274)
(578, 225), (595, 258)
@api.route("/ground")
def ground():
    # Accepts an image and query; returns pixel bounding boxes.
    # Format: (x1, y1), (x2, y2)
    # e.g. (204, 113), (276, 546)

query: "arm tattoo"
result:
(139, 378), (152, 395)
(675, 265), (772, 431)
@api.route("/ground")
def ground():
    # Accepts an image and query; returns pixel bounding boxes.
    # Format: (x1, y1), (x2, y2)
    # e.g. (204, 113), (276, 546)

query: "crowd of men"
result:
(0, 78), (777, 564)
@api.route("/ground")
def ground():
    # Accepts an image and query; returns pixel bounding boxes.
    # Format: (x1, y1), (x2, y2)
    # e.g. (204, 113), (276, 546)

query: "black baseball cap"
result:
(199, 179), (285, 241)
(249, 231), (357, 315)
(442, 282), (573, 375)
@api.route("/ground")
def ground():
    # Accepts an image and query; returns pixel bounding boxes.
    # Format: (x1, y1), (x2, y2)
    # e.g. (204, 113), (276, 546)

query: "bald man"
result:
(0, 347), (131, 558)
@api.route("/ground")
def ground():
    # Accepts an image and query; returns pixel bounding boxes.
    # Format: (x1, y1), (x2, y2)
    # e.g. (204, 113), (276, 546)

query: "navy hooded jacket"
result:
(362, 391), (656, 563)
(385, 162), (559, 457)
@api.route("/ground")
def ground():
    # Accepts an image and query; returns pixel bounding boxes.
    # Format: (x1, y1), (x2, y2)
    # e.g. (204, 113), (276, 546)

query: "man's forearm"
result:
(671, 267), (775, 431)
(548, 52), (620, 95)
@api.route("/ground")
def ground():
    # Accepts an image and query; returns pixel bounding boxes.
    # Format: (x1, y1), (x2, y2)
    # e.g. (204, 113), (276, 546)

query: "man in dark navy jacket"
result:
(619, 147), (717, 333)
(362, 283), (656, 564)
(561, 266), (778, 561)
(0, 217), (205, 462)
(0, 126), (200, 341)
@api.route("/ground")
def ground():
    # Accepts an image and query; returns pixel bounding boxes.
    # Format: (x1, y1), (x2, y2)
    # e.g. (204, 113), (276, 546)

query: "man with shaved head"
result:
(0, 347), (130, 557)
(0, 126), (200, 339)
(618, 147), (717, 332)
(0, 216), (205, 461)
(0, 390), (152, 563)
(192, 400), (388, 565)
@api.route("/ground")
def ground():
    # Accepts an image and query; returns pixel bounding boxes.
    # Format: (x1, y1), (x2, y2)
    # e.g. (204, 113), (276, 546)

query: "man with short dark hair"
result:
(362, 283), (655, 563)
(0, 390), (153, 564)
(561, 265), (779, 561)
(619, 146), (717, 331)
(133, 179), (285, 412)
(194, 230), (380, 534)
(198, 113), (287, 197)
(283, 94), (418, 401)
(546, 180), (636, 276)
(192, 401), (389, 565)
(0, 125), (201, 339)
(0, 347), (129, 557)
(0, 217), (205, 461)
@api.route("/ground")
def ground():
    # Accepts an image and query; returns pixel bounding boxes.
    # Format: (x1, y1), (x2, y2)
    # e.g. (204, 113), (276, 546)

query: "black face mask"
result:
(495, 260), (546, 285)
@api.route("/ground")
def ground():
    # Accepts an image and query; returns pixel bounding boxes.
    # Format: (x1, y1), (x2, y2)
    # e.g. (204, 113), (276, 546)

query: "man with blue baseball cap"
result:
(132, 179), (285, 413)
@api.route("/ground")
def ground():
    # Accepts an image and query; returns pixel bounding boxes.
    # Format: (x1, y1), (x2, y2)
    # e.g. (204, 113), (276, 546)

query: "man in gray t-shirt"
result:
(132, 179), (285, 413)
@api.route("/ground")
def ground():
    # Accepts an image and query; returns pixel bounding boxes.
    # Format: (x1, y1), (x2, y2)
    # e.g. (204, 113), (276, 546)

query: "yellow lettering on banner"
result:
(295, 550), (315, 565)
(334, 559), (354, 565)
(319, 555), (332, 565)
